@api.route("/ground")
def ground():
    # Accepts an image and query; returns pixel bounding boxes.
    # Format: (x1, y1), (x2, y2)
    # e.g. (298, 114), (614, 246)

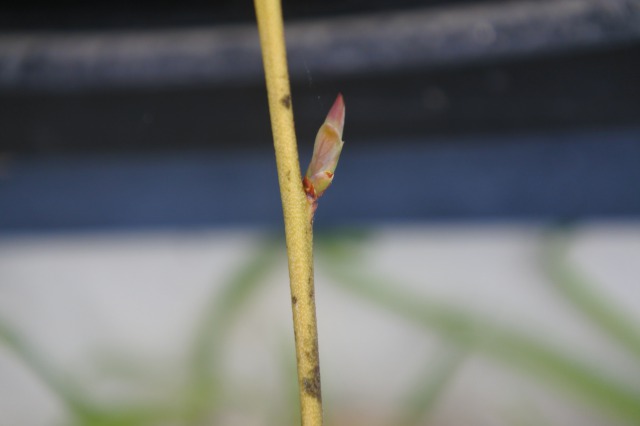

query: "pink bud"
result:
(304, 94), (345, 202)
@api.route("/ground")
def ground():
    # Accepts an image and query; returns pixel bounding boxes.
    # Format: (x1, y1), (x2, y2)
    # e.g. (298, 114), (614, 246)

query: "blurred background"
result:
(1, 0), (640, 425)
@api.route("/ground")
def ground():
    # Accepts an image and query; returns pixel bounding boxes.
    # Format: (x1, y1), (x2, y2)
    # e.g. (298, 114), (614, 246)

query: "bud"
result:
(304, 94), (345, 203)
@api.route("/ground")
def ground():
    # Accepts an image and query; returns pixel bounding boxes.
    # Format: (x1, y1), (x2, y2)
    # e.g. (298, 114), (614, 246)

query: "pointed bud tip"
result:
(326, 93), (345, 135)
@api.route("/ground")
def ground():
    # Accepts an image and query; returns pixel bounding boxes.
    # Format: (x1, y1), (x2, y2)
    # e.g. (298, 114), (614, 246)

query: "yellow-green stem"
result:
(253, 0), (323, 425)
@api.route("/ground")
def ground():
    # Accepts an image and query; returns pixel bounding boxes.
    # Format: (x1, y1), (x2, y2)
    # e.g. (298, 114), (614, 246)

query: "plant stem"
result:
(253, 1), (323, 425)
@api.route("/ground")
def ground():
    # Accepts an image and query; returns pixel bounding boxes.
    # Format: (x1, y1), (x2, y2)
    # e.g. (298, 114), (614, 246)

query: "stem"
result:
(253, 1), (323, 425)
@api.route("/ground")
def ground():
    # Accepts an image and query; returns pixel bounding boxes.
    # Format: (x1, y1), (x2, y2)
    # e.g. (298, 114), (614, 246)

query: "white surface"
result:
(0, 223), (638, 425)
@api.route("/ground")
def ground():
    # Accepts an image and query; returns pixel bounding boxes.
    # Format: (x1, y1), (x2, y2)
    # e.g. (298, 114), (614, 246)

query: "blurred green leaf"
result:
(69, 404), (187, 426)
(396, 348), (465, 426)
(318, 237), (640, 425)
(185, 235), (281, 422)
(1, 302), (191, 426)
(315, 228), (373, 264)
(543, 232), (640, 362)
(267, 335), (301, 426)
(0, 316), (93, 422)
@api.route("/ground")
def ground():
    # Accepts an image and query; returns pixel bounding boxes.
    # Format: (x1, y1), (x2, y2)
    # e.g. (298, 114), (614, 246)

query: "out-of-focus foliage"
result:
(1, 228), (640, 425)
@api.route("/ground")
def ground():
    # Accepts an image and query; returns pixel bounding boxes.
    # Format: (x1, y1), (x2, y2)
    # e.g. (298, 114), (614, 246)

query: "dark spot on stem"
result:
(308, 275), (314, 299)
(292, 296), (297, 305)
(280, 94), (291, 109)
(306, 337), (319, 364)
(303, 365), (322, 401)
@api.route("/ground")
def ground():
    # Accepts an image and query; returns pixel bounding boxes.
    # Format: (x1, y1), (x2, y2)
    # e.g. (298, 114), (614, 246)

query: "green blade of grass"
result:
(69, 404), (188, 426)
(1, 237), (281, 426)
(318, 239), (640, 425)
(185, 236), (281, 422)
(396, 348), (465, 426)
(542, 232), (640, 362)
(0, 316), (92, 421)
(0, 296), (196, 426)
(267, 335), (302, 426)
